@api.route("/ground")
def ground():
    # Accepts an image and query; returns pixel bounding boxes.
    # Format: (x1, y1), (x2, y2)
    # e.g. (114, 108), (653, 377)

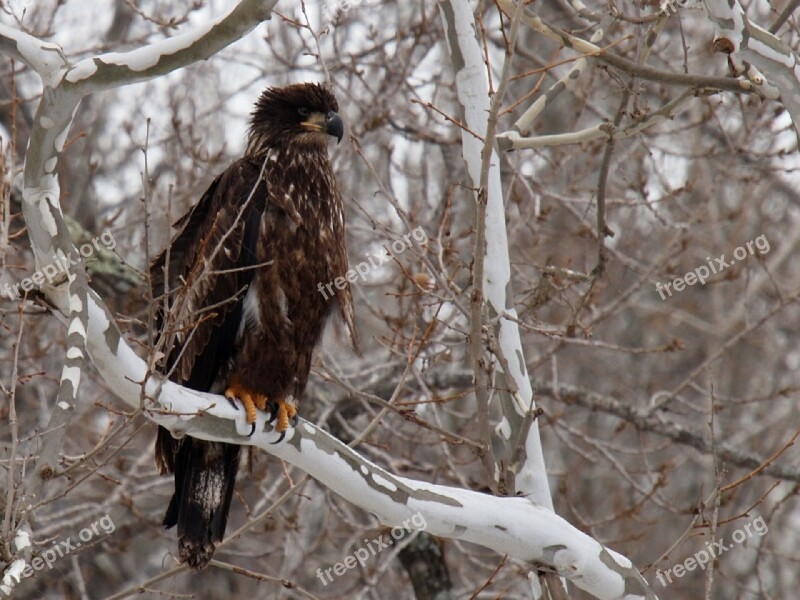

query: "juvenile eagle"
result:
(152, 83), (357, 569)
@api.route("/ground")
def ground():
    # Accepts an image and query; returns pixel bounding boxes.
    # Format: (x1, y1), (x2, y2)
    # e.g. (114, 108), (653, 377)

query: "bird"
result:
(150, 82), (358, 569)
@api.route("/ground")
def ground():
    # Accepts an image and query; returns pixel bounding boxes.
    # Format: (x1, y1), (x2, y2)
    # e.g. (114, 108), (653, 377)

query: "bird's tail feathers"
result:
(160, 432), (241, 570)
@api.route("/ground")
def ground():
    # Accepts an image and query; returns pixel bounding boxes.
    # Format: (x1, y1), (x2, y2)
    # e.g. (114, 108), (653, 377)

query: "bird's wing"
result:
(151, 157), (267, 392)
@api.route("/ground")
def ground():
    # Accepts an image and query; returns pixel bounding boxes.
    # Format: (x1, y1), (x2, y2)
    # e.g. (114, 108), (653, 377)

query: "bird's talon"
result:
(224, 377), (269, 436)
(270, 431), (286, 444)
(266, 398), (297, 439)
(267, 402), (279, 423)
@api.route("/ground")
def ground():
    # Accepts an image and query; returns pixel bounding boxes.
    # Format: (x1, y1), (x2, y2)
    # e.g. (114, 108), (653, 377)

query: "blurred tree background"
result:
(1, 0), (797, 598)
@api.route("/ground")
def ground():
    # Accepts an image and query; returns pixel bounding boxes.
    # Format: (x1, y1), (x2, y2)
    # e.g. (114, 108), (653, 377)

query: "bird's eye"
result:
(298, 107), (311, 117)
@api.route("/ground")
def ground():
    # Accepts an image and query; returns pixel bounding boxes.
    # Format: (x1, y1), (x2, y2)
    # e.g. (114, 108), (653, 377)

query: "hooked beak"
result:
(325, 111), (344, 144)
(301, 110), (344, 144)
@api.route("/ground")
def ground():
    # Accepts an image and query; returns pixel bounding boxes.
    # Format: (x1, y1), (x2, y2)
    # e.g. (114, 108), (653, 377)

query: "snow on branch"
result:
(436, 1), (657, 597)
(499, 88), (710, 151)
(0, 2), (278, 596)
(510, 46), (595, 137)
(493, 0), (783, 152)
(0, 23), (67, 85)
(44, 284), (655, 600)
(437, 0), (552, 506)
(1, 1), (657, 598)
(495, 0), (771, 96)
(62, 0), (277, 91)
(704, 0), (800, 146)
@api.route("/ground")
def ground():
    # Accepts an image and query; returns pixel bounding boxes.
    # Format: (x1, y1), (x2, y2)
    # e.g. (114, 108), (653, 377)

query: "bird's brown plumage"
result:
(152, 82), (356, 569)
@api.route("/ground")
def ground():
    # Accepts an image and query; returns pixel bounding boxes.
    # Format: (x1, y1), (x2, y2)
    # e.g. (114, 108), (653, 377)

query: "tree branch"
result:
(0, 23), (67, 84)
(437, 0), (553, 510)
(1, 2), (658, 598)
(704, 0), (800, 145)
(62, 0), (278, 92)
(497, 0), (772, 96)
(0, 2), (278, 594)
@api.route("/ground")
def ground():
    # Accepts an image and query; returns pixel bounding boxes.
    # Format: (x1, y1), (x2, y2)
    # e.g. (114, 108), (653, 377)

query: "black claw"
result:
(290, 413), (299, 427)
(270, 430), (286, 444)
(267, 401), (279, 423)
(248, 422), (256, 437)
(226, 395), (240, 410)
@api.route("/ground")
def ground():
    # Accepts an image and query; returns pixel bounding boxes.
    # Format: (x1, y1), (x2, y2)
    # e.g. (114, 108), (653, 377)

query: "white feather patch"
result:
(276, 287), (290, 322)
(236, 286), (262, 343)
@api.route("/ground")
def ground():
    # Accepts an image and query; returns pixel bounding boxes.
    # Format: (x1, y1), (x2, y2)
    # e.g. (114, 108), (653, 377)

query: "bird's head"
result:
(247, 82), (343, 154)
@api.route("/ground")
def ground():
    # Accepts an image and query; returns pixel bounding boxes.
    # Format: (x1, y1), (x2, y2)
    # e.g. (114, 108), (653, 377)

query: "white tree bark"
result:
(437, 0), (551, 506)
(703, 0), (800, 145)
(433, 1), (654, 598)
(494, 0), (789, 152)
(1, 1), (279, 596)
(1, 1), (656, 598)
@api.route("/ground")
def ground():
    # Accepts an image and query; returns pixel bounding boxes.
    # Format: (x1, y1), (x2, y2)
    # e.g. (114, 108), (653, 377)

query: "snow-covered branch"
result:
(704, 0), (800, 145)
(437, 0), (551, 505)
(42, 284), (653, 600)
(62, 0), (277, 91)
(510, 49), (593, 136)
(2, 2), (657, 598)
(498, 88), (708, 151)
(495, 0), (770, 96)
(0, 23), (67, 85)
(493, 0), (787, 152)
(0, 2), (278, 595)
(436, 1), (657, 597)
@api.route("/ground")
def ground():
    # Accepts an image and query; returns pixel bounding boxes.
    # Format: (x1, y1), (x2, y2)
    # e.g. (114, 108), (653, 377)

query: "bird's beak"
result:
(326, 111), (344, 144)
(301, 111), (344, 144)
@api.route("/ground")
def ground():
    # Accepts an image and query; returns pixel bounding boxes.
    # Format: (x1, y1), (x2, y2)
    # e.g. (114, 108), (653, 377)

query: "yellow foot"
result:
(270, 398), (298, 434)
(225, 377), (268, 436)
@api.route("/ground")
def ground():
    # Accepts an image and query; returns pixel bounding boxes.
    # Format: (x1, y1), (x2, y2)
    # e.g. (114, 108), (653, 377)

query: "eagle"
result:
(151, 83), (357, 569)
